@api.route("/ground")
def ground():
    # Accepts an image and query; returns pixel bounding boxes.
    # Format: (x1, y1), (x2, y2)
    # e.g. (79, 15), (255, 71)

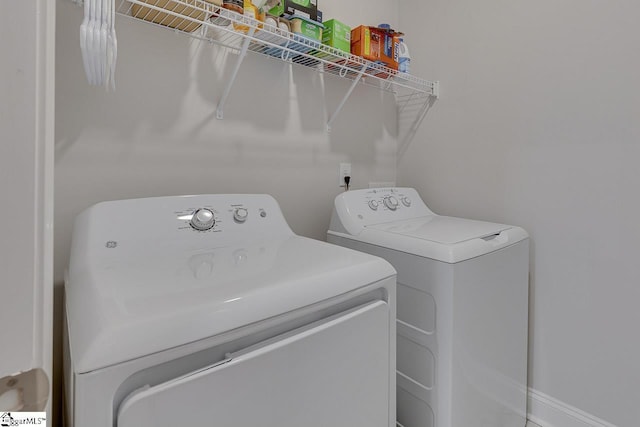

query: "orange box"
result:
(350, 25), (401, 70)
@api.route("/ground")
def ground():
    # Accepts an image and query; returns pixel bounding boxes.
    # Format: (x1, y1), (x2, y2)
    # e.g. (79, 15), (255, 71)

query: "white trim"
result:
(34, 0), (55, 417)
(527, 388), (617, 427)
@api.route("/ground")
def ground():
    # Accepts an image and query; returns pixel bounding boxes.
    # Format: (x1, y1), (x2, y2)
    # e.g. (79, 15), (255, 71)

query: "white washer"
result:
(64, 194), (396, 427)
(328, 188), (529, 427)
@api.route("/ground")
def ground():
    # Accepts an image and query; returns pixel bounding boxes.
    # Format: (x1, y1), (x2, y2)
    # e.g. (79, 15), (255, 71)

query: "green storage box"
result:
(322, 19), (350, 53)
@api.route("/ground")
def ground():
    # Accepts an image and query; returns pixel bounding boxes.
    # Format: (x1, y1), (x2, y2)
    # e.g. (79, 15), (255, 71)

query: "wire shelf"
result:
(116, 0), (439, 129)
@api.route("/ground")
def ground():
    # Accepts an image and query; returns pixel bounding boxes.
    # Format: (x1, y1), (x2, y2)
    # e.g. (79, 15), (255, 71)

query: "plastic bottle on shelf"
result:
(398, 38), (411, 74)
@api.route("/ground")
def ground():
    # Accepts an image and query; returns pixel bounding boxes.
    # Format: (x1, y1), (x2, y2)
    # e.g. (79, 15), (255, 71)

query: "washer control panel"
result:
(368, 195), (410, 211)
(360, 189), (422, 216)
(331, 188), (434, 235)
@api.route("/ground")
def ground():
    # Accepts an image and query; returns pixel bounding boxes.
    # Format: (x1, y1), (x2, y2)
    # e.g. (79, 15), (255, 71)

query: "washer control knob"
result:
(190, 208), (215, 231)
(383, 196), (399, 211)
(368, 200), (379, 210)
(233, 208), (249, 223)
(401, 196), (412, 207)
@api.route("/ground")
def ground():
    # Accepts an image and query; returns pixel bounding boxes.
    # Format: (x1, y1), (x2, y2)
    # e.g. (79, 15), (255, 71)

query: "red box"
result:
(350, 25), (401, 70)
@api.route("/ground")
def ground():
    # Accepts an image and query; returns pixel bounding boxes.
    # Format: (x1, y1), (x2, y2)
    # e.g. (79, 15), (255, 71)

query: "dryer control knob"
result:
(401, 196), (412, 207)
(368, 200), (379, 210)
(233, 208), (249, 223)
(384, 196), (399, 211)
(190, 208), (215, 231)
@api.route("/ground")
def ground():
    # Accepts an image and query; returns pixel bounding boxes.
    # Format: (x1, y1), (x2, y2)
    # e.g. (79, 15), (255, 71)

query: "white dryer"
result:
(328, 188), (529, 427)
(64, 194), (396, 427)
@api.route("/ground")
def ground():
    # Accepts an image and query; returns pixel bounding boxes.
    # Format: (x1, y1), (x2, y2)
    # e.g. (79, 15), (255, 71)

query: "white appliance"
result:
(64, 194), (396, 427)
(328, 188), (529, 427)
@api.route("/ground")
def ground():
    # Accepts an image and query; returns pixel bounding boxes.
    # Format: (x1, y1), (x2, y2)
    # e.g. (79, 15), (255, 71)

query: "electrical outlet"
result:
(339, 163), (352, 187)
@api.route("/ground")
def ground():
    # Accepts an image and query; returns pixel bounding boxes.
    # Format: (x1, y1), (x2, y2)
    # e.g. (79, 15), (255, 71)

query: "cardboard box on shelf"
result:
(289, 15), (324, 41)
(351, 25), (402, 70)
(322, 19), (350, 53)
(268, 0), (317, 20)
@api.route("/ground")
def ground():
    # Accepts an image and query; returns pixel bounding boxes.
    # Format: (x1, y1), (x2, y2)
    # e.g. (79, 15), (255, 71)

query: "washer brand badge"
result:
(0, 413), (47, 427)
(105, 241), (118, 248)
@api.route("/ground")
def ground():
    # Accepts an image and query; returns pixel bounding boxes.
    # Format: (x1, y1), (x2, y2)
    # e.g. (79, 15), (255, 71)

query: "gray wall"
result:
(398, 0), (640, 425)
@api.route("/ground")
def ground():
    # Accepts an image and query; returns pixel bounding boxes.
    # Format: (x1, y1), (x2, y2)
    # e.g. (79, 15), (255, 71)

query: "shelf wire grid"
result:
(116, 0), (438, 112)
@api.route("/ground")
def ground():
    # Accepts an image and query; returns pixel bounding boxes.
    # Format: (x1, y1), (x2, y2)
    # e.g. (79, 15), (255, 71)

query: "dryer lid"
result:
(65, 195), (395, 374)
(66, 235), (394, 374)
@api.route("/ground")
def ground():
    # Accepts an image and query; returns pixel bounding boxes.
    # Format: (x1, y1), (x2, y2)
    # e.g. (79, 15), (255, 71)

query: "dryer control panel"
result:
(173, 200), (276, 235)
(72, 194), (294, 255)
(329, 188), (434, 236)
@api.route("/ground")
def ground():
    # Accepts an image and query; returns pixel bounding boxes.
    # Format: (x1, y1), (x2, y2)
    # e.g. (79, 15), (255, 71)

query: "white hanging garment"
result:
(78, 0), (117, 89)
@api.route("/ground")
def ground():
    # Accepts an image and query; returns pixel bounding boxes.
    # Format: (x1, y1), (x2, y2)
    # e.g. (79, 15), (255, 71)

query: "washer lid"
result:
(367, 215), (511, 244)
(341, 215), (529, 263)
(327, 187), (528, 263)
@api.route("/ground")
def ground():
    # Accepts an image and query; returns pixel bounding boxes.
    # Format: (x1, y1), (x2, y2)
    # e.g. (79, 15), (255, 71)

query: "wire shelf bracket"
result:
(326, 64), (368, 132)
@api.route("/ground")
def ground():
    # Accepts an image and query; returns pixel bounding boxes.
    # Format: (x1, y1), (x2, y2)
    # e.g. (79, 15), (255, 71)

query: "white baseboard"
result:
(527, 388), (617, 427)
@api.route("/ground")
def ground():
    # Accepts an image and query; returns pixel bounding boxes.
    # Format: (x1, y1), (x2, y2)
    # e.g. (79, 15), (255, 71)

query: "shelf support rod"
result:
(326, 64), (368, 132)
(216, 27), (256, 120)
